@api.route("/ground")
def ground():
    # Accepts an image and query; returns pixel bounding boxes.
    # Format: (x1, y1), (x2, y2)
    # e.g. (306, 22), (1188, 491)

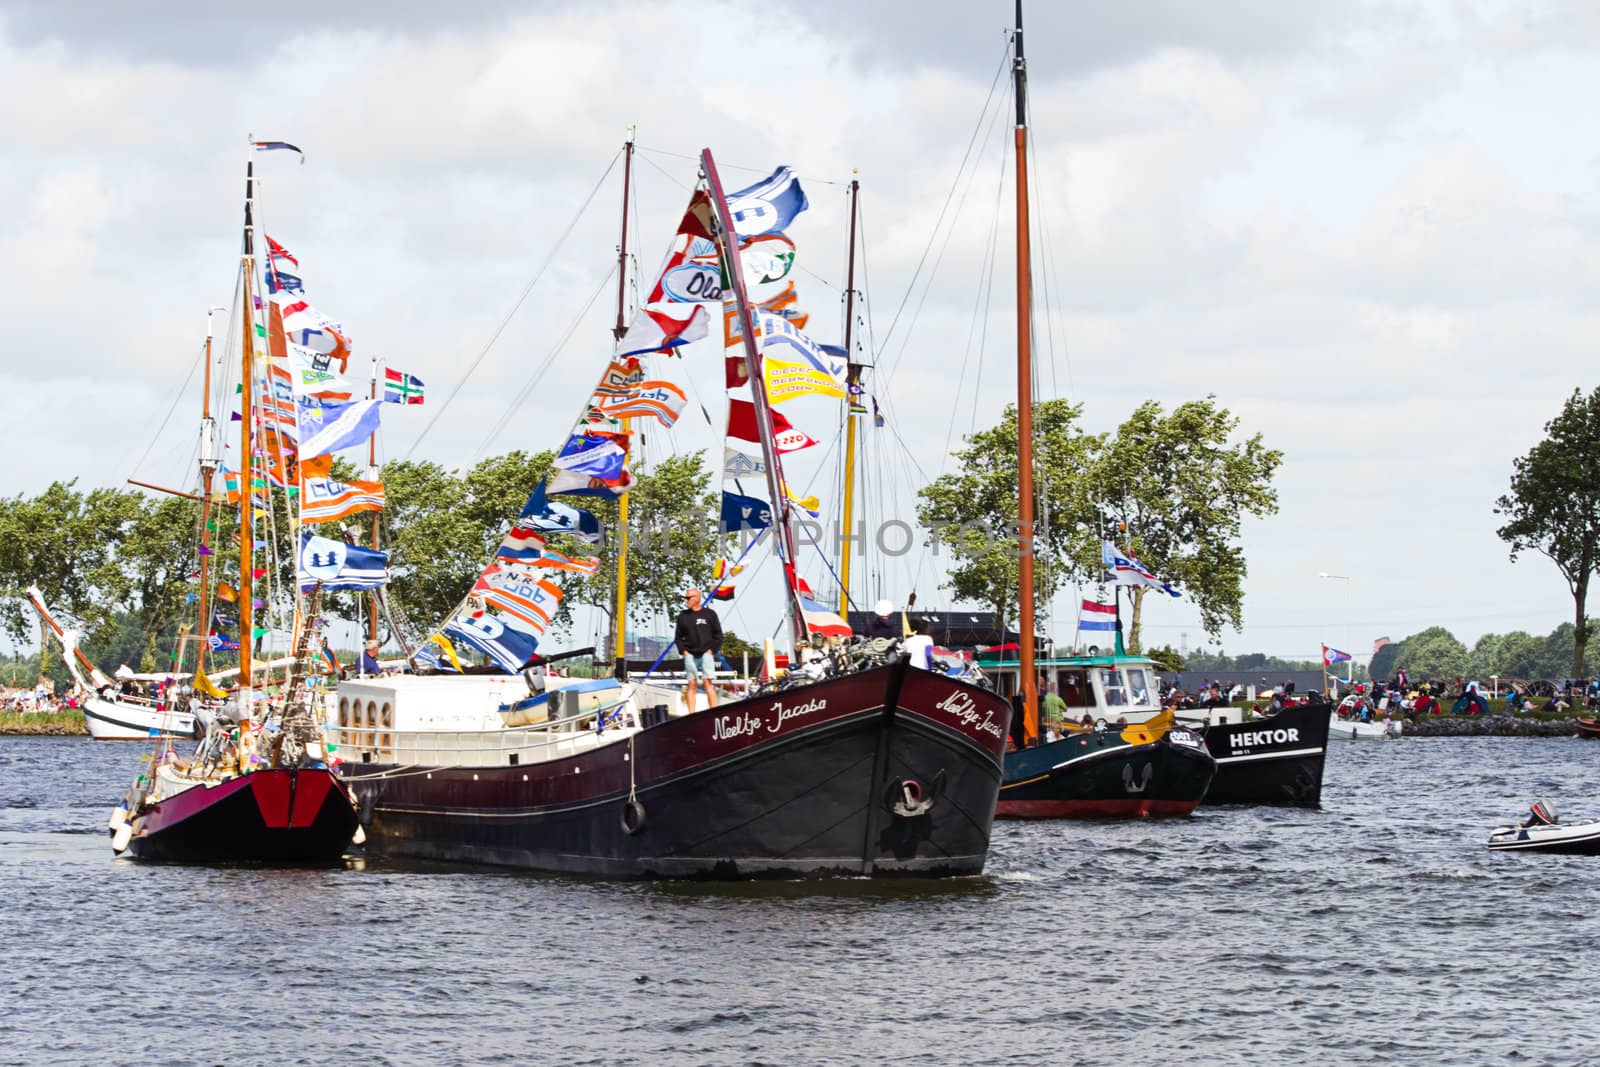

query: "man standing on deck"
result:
(357, 640), (382, 677)
(675, 587), (723, 713)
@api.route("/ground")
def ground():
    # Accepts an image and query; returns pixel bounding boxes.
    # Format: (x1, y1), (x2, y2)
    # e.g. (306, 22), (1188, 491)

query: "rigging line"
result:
(878, 66), (1014, 397)
(855, 193), (878, 360)
(638, 149), (692, 192)
(635, 145), (849, 186)
(872, 34), (1013, 371)
(968, 109), (1012, 440)
(127, 338), (207, 484)
(474, 261), (619, 458)
(406, 149), (622, 459)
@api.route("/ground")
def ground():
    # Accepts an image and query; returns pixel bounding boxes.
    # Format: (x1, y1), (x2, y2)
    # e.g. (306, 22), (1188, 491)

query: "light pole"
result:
(1318, 572), (1354, 687)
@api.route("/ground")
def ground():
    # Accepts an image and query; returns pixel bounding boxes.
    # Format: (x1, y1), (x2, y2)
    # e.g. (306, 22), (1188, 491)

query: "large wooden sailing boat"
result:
(994, 2), (1215, 818)
(108, 141), (357, 862)
(335, 143), (1010, 879)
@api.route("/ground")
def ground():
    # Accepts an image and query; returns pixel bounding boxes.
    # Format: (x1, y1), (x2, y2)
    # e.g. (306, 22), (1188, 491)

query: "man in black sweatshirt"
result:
(675, 587), (723, 713)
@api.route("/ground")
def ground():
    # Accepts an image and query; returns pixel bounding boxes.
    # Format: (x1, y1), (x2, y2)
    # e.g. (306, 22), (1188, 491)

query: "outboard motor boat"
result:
(1487, 799), (1600, 855)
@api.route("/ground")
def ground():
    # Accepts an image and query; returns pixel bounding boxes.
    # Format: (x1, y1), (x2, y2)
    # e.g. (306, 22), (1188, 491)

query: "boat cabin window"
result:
(1055, 670), (1092, 708)
(1099, 668), (1127, 707)
(1124, 668), (1152, 706)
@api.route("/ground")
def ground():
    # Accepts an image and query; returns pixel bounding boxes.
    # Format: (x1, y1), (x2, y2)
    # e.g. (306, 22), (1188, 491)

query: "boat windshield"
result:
(1056, 669), (1092, 708)
(1099, 668), (1127, 707)
(1124, 667), (1153, 706)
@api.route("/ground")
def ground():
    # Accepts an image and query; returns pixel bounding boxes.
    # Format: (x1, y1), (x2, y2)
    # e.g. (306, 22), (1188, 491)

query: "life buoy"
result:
(620, 799), (647, 835)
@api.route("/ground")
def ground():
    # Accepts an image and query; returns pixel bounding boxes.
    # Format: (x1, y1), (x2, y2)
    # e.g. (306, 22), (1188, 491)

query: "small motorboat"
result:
(1329, 709), (1403, 740)
(1487, 800), (1600, 855)
(1574, 717), (1600, 740)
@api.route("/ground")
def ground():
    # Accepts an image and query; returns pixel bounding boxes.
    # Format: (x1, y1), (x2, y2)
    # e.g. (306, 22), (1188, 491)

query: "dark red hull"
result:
(1576, 718), (1600, 740)
(342, 663), (1011, 878)
(125, 767), (358, 863)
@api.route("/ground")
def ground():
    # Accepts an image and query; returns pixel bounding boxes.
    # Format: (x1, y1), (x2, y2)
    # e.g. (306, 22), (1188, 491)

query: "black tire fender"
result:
(621, 799), (647, 835)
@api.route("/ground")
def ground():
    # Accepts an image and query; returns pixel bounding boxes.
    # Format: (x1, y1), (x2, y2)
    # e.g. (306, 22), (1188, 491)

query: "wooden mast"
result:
(367, 354), (380, 647)
(836, 177), (861, 616)
(701, 148), (808, 647)
(237, 150), (258, 703)
(1013, 0), (1040, 745)
(610, 132), (635, 680)
(194, 307), (223, 675)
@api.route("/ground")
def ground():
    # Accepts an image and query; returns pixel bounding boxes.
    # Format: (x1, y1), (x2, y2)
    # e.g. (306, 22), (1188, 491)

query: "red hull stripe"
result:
(995, 798), (1200, 819)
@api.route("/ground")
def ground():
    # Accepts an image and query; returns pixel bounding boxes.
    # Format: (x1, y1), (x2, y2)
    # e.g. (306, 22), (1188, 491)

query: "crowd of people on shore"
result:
(1, 684), (83, 715)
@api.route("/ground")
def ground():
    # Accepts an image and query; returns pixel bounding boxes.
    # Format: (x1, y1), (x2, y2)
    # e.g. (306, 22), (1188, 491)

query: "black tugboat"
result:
(1182, 699), (1332, 807)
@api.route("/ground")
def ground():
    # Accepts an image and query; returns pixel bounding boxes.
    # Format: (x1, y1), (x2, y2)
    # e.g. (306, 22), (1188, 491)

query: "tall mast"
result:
(237, 148), (258, 704)
(1013, 1), (1040, 745)
(194, 306), (224, 675)
(701, 148), (808, 647)
(610, 132), (635, 680)
(836, 177), (861, 616)
(367, 354), (380, 646)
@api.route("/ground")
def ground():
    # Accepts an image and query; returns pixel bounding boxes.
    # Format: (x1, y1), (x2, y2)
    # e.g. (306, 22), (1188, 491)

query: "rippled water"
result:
(3, 735), (1599, 1065)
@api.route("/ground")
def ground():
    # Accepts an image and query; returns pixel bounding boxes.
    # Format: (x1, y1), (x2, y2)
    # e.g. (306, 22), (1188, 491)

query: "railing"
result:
(332, 700), (641, 769)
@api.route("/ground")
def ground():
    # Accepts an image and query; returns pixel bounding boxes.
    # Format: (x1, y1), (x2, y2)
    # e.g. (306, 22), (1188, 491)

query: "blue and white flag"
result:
(518, 480), (603, 543)
(1101, 540), (1180, 597)
(726, 166), (809, 237)
(552, 433), (627, 479)
(721, 490), (772, 532)
(298, 534), (389, 591)
(298, 398), (383, 459)
(444, 610), (541, 673)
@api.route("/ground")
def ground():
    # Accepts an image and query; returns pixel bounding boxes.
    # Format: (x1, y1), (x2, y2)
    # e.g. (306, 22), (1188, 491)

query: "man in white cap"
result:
(864, 598), (900, 638)
(358, 640), (381, 677)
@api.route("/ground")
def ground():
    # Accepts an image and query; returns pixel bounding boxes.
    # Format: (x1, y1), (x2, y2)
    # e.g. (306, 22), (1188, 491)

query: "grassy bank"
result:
(0, 710), (88, 735)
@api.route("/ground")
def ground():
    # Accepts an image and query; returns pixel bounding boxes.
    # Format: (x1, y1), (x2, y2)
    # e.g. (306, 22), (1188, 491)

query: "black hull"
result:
(1194, 705), (1332, 807)
(125, 768), (358, 864)
(997, 733), (1217, 818)
(345, 665), (1007, 879)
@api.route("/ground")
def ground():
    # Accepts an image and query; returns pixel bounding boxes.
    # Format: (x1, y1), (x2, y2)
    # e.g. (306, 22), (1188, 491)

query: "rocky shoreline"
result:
(1401, 714), (1579, 737)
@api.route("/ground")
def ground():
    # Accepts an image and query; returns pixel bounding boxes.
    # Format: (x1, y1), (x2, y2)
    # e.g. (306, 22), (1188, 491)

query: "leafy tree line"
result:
(918, 396), (1283, 649)
(1370, 622), (1600, 682)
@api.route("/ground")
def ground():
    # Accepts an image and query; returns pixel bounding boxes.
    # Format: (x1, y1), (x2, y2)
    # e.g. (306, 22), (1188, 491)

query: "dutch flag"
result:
(1080, 600), (1118, 632)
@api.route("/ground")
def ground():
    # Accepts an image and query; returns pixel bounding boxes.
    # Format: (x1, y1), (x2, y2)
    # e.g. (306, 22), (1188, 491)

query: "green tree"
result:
(917, 400), (1097, 634)
(1495, 386), (1600, 679)
(1395, 626), (1469, 679)
(1072, 398), (1282, 649)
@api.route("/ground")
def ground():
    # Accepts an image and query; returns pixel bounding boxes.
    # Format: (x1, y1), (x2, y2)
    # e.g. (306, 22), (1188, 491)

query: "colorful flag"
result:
(739, 232), (796, 284)
(382, 367), (425, 405)
(548, 432), (632, 497)
(263, 235), (303, 294)
(445, 609), (542, 673)
(1079, 600), (1117, 633)
(300, 477), (385, 525)
(721, 491), (772, 532)
(723, 448), (766, 480)
(764, 351), (847, 404)
(297, 534), (389, 591)
(1322, 645), (1353, 668)
(517, 480), (603, 544)
(593, 382), (686, 427)
(494, 526), (599, 573)
(800, 598), (852, 638)
(285, 344), (354, 399)
(252, 140), (304, 160)
(723, 281), (807, 347)
(271, 292), (351, 368)
(617, 302), (708, 358)
(727, 398), (792, 443)
(783, 484), (821, 519)
(1101, 541), (1181, 597)
(472, 565), (564, 635)
(872, 397), (885, 428)
(724, 166), (809, 237)
(298, 398), (383, 459)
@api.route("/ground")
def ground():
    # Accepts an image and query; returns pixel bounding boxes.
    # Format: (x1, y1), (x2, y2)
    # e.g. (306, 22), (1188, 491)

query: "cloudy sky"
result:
(3, 0), (1597, 662)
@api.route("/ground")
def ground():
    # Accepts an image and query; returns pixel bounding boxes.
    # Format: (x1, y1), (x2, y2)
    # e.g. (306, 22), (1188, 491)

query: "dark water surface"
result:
(4, 735), (1599, 1065)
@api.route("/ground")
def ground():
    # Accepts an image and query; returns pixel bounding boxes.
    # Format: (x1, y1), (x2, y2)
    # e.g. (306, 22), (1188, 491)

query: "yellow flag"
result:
(764, 352), (847, 405)
(430, 633), (464, 673)
(193, 664), (227, 700)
